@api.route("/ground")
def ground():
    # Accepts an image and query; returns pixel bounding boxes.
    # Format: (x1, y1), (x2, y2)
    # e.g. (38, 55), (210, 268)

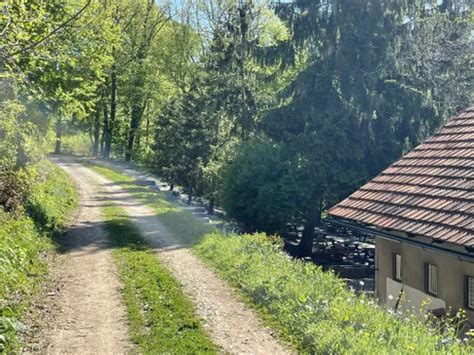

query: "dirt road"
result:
(31, 156), (289, 354)
(28, 159), (133, 354)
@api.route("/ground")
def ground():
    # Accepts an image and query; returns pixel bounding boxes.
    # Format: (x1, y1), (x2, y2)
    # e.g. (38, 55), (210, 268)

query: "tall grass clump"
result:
(0, 160), (77, 352)
(26, 160), (77, 231)
(195, 233), (473, 354)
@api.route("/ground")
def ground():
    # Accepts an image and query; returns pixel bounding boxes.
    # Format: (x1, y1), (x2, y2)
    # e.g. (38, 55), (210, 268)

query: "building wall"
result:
(376, 237), (474, 324)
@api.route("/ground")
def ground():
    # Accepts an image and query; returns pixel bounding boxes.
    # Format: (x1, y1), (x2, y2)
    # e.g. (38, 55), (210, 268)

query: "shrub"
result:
(219, 138), (303, 234)
(195, 233), (473, 354)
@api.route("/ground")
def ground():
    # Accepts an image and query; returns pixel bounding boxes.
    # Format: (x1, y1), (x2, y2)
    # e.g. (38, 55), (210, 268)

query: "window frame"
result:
(466, 276), (474, 310)
(426, 263), (438, 296)
(393, 253), (402, 281)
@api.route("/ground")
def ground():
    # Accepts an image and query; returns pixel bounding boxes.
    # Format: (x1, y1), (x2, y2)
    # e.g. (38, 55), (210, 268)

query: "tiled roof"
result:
(329, 105), (474, 248)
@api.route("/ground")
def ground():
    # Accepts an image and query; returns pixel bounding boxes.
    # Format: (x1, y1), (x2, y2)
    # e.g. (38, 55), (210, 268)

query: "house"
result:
(328, 105), (474, 324)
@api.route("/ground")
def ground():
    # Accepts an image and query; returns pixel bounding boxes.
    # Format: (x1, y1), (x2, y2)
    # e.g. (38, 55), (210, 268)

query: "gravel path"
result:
(27, 158), (133, 354)
(55, 156), (290, 354)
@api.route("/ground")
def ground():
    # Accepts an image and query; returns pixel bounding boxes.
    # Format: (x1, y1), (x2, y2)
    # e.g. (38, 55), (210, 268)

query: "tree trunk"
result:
(104, 64), (117, 159)
(207, 198), (215, 215)
(100, 132), (104, 157)
(125, 105), (141, 162)
(101, 105), (109, 157)
(136, 128), (141, 153)
(92, 109), (100, 157)
(145, 114), (150, 148)
(54, 117), (62, 154)
(298, 200), (322, 257)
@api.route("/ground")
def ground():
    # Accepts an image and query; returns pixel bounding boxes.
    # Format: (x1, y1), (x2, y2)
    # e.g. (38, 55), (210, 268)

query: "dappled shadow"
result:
(53, 182), (191, 256)
(54, 219), (111, 254)
(54, 212), (189, 257)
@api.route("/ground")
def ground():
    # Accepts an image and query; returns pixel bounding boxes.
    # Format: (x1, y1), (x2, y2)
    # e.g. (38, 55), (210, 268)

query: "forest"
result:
(1, 0), (472, 248)
(0, 0), (473, 353)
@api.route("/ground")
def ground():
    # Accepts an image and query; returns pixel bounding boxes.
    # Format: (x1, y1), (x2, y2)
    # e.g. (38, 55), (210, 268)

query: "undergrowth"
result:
(102, 204), (218, 353)
(0, 160), (77, 352)
(56, 133), (92, 156)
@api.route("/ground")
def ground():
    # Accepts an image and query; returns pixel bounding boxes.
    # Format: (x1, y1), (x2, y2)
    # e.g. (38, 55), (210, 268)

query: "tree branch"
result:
(6, 0), (93, 59)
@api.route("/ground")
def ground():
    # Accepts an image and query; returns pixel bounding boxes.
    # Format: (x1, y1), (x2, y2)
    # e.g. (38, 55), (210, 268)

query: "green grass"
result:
(101, 204), (218, 354)
(26, 160), (78, 232)
(85, 160), (474, 354)
(0, 160), (77, 352)
(195, 233), (473, 354)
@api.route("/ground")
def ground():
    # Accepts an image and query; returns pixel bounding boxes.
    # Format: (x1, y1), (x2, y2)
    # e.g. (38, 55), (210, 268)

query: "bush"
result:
(220, 138), (303, 234)
(0, 160), (77, 352)
(195, 233), (473, 354)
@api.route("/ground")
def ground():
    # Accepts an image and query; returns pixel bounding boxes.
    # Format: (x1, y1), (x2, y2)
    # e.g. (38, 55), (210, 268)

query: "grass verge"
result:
(195, 233), (473, 354)
(0, 160), (77, 352)
(86, 160), (474, 354)
(101, 204), (217, 353)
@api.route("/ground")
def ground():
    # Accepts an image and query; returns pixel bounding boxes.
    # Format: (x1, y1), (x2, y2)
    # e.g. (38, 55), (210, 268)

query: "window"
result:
(467, 276), (474, 310)
(393, 253), (402, 281)
(426, 264), (438, 295)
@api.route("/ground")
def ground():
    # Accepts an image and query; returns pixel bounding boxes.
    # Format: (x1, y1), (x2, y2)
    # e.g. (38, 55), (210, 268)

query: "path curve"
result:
(57, 156), (290, 355)
(32, 158), (133, 354)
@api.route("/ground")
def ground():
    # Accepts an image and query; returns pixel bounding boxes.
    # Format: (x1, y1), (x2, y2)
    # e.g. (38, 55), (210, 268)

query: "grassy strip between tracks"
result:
(86, 161), (216, 246)
(101, 203), (217, 353)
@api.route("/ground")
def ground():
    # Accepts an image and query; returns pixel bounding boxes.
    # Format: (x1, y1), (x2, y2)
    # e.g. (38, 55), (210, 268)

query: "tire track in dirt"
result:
(62, 157), (291, 355)
(30, 158), (133, 354)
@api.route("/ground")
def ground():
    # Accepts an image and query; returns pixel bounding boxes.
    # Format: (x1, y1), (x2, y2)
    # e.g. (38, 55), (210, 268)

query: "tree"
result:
(152, 0), (291, 208)
(0, 0), (112, 210)
(256, 0), (473, 254)
(121, 1), (169, 162)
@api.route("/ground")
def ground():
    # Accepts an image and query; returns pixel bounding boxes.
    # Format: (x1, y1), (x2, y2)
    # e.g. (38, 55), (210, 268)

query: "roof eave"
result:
(327, 216), (474, 262)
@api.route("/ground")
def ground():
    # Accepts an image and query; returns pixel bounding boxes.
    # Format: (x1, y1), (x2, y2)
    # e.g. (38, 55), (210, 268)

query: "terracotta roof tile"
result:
(329, 105), (474, 248)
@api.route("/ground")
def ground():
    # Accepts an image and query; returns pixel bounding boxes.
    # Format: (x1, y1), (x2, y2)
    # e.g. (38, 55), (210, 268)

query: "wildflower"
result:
(388, 294), (394, 301)
(359, 280), (365, 286)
